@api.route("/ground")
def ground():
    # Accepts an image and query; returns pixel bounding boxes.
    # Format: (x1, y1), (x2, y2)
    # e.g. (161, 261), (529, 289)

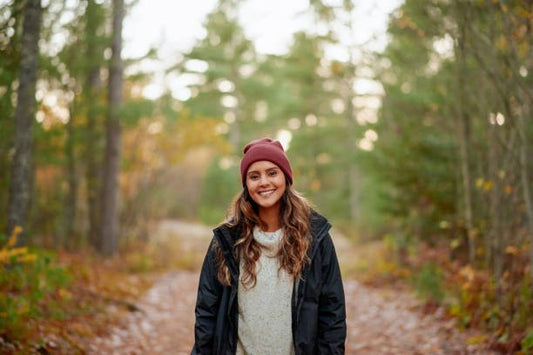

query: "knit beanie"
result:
(240, 138), (293, 186)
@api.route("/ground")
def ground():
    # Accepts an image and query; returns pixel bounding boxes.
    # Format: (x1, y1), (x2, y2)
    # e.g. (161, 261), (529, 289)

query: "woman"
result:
(192, 138), (346, 354)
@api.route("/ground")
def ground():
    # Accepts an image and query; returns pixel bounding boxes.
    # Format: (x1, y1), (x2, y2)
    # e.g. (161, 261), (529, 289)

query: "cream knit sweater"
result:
(236, 227), (295, 355)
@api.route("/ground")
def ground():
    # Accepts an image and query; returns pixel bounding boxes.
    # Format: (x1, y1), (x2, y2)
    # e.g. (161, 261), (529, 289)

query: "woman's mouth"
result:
(258, 189), (275, 197)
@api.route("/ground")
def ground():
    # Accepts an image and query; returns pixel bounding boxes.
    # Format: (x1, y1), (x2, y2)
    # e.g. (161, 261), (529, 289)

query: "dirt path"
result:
(88, 220), (494, 354)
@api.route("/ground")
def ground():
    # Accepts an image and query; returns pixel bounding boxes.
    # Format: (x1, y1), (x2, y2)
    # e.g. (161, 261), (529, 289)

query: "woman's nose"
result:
(259, 174), (269, 185)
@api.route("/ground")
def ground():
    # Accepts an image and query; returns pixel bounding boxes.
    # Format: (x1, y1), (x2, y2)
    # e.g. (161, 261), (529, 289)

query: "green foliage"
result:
(517, 277), (533, 329)
(198, 156), (240, 225)
(0, 232), (72, 340)
(120, 99), (156, 127)
(177, 1), (262, 148)
(411, 263), (444, 302)
(522, 328), (533, 353)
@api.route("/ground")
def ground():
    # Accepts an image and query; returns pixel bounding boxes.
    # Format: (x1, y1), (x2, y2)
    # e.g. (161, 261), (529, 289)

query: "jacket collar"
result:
(213, 210), (331, 254)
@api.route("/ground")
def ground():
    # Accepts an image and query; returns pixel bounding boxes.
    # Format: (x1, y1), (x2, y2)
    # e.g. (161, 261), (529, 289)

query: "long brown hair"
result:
(216, 183), (312, 288)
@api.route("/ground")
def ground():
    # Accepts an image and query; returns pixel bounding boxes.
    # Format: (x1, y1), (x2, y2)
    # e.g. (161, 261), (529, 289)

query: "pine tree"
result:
(6, 0), (42, 244)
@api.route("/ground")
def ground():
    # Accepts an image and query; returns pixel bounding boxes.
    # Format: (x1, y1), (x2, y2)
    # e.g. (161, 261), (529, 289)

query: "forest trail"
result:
(88, 220), (493, 354)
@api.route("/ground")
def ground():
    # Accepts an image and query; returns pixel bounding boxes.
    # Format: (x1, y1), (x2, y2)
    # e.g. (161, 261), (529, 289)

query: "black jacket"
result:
(192, 212), (346, 354)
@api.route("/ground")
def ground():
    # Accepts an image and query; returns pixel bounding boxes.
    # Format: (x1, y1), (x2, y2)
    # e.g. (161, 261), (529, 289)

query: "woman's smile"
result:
(258, 189), (276, 197)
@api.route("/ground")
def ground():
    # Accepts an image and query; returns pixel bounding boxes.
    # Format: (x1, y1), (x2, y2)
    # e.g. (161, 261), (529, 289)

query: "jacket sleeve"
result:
(192, 238), (223, 355)
(317, 233), (346, 354)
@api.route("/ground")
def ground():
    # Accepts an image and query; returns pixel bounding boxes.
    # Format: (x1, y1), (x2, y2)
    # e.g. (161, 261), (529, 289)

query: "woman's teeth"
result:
(259, 190), (274, 196)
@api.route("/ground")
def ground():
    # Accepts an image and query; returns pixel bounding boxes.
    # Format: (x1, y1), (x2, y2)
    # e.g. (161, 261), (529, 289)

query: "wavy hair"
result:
(216, 183), (312, 288)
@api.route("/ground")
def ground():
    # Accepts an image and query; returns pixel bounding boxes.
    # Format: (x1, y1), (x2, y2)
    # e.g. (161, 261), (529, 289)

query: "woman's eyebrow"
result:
(247, 166), (279, 175)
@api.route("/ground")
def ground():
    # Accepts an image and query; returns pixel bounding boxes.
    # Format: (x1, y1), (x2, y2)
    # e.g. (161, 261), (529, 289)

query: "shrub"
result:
(411, 262), (444, 303)
(0, 227), (72, 341)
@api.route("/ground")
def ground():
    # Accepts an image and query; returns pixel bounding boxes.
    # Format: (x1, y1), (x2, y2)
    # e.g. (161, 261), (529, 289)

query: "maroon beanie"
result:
(240, 138), (293, 186)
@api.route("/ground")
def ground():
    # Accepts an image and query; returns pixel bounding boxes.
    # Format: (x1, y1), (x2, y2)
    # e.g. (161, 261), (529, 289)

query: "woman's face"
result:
(245, 160), (286, 212)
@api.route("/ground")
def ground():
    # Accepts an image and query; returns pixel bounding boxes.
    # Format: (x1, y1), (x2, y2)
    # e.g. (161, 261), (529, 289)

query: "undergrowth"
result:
(354, 232), (533, 354)
(0, 228), (158, 354)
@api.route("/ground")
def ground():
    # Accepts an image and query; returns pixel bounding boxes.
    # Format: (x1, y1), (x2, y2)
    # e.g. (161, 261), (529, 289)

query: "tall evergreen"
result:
(177, 0), (259, 149)
(0, 0), (24, 231)
(100, 0), (124, 256)
(6, 0), (42, 244)
(84, 0), (107, 250)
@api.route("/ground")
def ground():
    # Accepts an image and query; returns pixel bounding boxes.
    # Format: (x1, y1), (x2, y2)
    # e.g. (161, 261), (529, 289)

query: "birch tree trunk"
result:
(99, 0), (124, 256)
(6, 0), (42, 245)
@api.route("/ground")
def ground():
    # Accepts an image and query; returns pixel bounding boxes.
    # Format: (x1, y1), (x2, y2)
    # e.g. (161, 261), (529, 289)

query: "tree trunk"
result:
(63, 102), (78, 250)
(1, 1), (24, 223)
(6, 0), (42, 245)
(99, 0), (124, 256)
(488, 123), (503, 306)
(517, 102), (533, 279)
(455, 5), (475, 265)
(341, 3), (359, 222)
(85, 0), (104, 250)
(497, 0), (533, 280)
(344, 81), (359, 221)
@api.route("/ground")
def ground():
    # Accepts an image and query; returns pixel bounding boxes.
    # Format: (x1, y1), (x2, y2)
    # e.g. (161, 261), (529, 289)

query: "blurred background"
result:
(1, 0), (533, 352)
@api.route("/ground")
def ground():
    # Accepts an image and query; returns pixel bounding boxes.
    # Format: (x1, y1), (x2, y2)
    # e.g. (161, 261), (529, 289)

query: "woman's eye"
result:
(250, 175), (259, 180)
(268, 171), (278, 176)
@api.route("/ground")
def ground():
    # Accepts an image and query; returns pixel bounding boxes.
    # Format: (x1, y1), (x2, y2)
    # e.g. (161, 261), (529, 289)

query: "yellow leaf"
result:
(459, 265), (475, 282)
(6, 235), (17, 248)
(450, 239), (461, 249)
(6, 226), (22, 247)
(58, 288), (72, 301)
(475, 178), (484, 189)
(518, 44), (529, 60)
(17, 253), (37, 263)
(504, 185), (512, 195)
(496, 35), (508, 52)
(467, 335), (488, 345)
(483, 181), (493, 191)
(505, 246), (518, 255)
(9, 247), (28, 256)
(0, 247), (31, 264)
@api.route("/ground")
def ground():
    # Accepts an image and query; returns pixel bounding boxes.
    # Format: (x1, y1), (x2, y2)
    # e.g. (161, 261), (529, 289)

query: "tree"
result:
(83, 0), (107, 250)
(280, 31), (347, 216)
(99, 0), (124, 256)
(0, 1), (24, 228)
(6, 0), (42, 244)
(177, 0), (259, 149)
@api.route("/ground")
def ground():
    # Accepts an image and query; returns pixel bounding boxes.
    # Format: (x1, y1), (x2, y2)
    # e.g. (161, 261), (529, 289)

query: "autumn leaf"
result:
(504, 246), (518, 255)
(483, 181), (493, 191)
(6, 225), (22, 247)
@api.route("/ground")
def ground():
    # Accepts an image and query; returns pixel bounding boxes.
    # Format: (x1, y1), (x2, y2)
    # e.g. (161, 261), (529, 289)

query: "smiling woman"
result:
(192, 137), (346, 354)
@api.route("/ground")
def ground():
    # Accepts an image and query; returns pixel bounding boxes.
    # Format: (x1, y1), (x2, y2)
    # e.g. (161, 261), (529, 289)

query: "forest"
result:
(1, 0), (532, 353)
